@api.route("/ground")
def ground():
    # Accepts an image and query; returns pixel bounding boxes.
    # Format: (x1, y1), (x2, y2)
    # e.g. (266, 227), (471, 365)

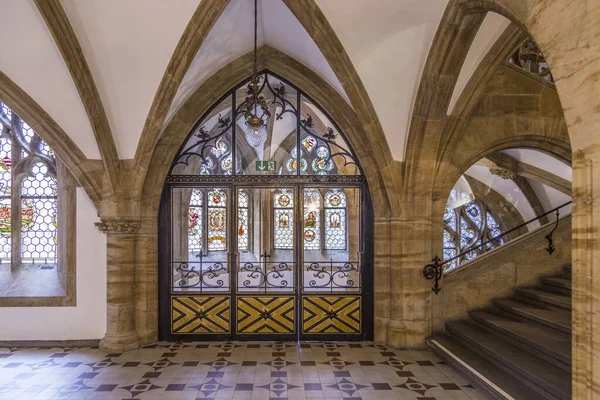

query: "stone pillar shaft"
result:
(387, 214), (433, 349)
(96, 219), (141, 352)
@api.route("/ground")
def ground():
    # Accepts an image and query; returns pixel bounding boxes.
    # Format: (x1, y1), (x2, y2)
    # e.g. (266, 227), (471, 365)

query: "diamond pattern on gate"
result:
(302, 296), (360, 333)
(237, 296), (295, 333)
(172, 296), (230, 334)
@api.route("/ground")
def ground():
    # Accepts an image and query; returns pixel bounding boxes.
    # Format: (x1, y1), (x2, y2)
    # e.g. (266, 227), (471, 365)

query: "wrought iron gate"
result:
(159, 178), (373, 342)
(158, 69), (373, 341)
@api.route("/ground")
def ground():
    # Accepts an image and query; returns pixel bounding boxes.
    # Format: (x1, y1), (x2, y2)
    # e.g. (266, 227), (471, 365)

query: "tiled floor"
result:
(0, 342), (487, 399)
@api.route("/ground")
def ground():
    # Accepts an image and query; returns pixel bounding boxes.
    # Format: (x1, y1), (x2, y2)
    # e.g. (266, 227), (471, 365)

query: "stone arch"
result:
(429, 136), (571, 265)
(0, 71), (101, 207)
(140, 45), (391, 214)
(404, 0), (599, 395)
(134, 45), (395, 344)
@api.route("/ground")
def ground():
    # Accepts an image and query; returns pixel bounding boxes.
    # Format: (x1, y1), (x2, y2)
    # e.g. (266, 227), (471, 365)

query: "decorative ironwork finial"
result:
(546, 209), (561, 254)
(423, 255), (443, 295)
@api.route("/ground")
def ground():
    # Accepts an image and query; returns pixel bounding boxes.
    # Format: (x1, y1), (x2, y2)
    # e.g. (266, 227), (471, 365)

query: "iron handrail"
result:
(423, 200), (572, 294)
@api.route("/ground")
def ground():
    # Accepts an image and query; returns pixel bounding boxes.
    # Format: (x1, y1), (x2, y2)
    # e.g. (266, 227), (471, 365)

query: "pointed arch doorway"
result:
(159, 71), (373, 341)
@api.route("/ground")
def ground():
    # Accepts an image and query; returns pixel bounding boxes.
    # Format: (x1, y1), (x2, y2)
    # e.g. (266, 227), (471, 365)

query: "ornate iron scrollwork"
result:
(300, 114), (359, 170)
(306, 261), (359, 289)
(239, 251), (293, 289)
(546, 209), (561, 255)
(165, 174), (366, 185)
(171, 113), (234, 173)
(175, 262), (227, 289)
(423, 255), (443, 295)
(174, 252), (228, 290)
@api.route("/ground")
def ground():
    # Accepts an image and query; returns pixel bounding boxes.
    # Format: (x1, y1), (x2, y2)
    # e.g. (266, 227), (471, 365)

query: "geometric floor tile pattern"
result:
(0, 342), (488, 399)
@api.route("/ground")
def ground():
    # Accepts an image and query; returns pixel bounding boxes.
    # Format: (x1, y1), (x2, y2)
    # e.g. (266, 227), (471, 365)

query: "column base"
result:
(99, 332), (141, 352)
(386, 319), (430, 349)
(138, 329), (158, 347)
(374, 316), (390, 344)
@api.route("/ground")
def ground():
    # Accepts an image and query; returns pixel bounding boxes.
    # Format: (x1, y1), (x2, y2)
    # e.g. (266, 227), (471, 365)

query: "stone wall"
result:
(432, 215), (571, 332)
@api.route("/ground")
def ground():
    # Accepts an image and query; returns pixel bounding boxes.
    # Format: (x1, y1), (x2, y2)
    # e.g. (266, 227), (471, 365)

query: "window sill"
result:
(0, 264), (75, 307)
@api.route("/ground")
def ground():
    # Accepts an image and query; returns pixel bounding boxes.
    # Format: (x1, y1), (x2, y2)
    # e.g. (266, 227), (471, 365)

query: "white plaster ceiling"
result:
(0, 0), (100, 159)
(500, 149), (572, 181)
(61, 0), (201, 159)
(167, 0), (349, 126)
(528, 179), (572, 215)
(456, 148), (572, 231)
(2, 1), (557, 171)
(447, 12), (511, 114)
(316, 0), (449, 161)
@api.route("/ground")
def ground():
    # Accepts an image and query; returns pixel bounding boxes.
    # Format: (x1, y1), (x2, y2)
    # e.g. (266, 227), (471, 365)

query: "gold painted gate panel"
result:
(302, 296), (361, 334)
(172, 296), (231, 334)
(237, 296), (295, 334)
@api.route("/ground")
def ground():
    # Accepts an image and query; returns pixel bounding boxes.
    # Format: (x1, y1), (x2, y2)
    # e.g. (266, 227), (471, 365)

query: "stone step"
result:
(493, 298), (571, 334)
(427, 335), (548, 400)
(469, 310), (571, 371)
(515, 287), (571, 310)
(541, 277), (572, 296)
(446, 321), (571, 400)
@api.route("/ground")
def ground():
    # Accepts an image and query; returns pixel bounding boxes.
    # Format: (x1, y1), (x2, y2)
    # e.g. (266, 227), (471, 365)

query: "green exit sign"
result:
(256, 160), (277, 172)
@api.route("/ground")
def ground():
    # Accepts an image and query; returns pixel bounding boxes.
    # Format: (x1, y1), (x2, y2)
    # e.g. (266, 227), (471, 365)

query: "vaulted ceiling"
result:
(0, 0), (521, 163)
(460, 149), (572, 230)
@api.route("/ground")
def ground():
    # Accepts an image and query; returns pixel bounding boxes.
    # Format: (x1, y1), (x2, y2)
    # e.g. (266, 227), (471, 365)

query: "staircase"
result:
(428, 265), (572, 400)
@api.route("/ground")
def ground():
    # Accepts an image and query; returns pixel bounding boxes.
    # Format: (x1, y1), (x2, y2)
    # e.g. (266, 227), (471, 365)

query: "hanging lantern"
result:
(241, 0), (271, 148)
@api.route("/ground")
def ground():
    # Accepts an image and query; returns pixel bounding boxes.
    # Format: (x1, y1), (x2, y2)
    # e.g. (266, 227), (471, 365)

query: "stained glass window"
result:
(207, 189), (227, 251)
(274, 189), (294, 250)
(312, 146), (334, 175)
(286, 147), (308, 173)
(303, 189), (321, 250)
(0, 102), (58, 266)
(325, 189), (347, 250)
(237, 190), (249, 251)
(0, 135), (11, 262)
(21, 163), (57, 262)
(443, 199), (504, 272)
(188, 189), (203, 254)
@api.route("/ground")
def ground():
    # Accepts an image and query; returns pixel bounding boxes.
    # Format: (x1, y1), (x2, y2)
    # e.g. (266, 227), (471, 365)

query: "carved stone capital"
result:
(489, 166), (516, 180)
(95, 219), (141, 234)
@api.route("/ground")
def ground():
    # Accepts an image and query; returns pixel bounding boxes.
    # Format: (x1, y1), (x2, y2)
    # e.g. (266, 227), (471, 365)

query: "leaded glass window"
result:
(237, 190), (249, 251)
(0, 102), (58, 266)
(21, 163), (57, 262)
(207, 189), (227, 251)
(303, 189), (321, 250)
(325, 189), (347, 250)
(274, 189), (294, 250)
(188, 189), (203, 254)
(443, 199), (504, 271)
(286, 146), (308, 173)
(0, 135), (11, 261)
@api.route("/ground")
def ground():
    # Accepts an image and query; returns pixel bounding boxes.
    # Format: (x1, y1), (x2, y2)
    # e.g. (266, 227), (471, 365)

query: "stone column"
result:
(136, 216), (159, 345)
(572, 150), (599, 398)
(373, 216), (391, 343)
(96, 218), (142, 352)
(387, 212), (433, 349)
